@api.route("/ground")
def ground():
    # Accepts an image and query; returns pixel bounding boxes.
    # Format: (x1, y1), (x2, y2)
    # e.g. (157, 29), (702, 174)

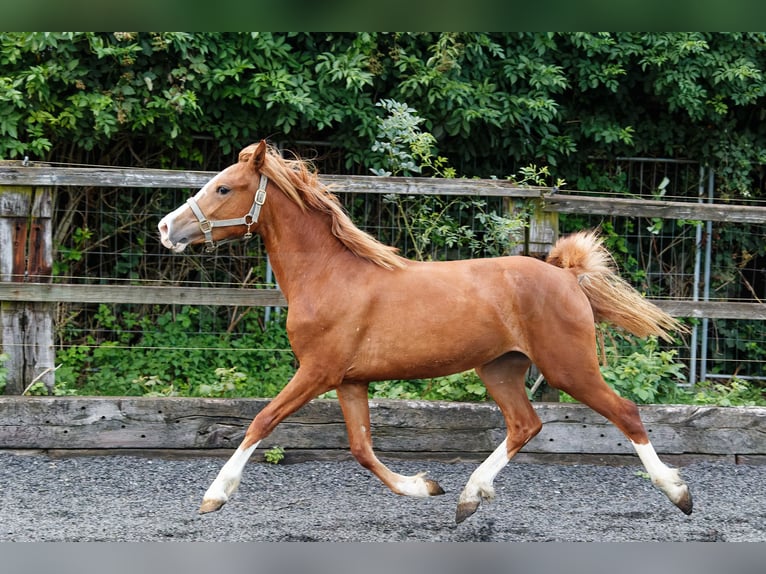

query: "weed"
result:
(264, 446), (285, 464)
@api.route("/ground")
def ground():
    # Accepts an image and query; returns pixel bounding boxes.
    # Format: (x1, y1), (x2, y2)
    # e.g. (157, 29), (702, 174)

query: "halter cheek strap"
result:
(186, 174), (268, 252)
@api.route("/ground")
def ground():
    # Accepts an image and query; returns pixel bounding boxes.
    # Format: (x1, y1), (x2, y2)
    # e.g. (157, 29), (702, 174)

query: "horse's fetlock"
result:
(478, 482), (496, 501)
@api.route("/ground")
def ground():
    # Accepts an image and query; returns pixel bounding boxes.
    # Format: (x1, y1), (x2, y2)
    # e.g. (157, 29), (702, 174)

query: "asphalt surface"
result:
(1, 451), (763, 542)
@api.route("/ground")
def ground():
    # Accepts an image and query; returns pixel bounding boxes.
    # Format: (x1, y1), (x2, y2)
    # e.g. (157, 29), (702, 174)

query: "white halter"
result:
(186, 174), (268, 252)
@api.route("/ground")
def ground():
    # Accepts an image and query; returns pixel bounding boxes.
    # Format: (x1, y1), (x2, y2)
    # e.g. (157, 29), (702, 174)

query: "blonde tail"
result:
(546, 231), (686, 342)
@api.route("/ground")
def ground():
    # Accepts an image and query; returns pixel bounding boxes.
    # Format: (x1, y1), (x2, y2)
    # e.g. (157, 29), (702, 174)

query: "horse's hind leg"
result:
(336, 381), (445, 497)
(456, 352), (542, 523)
(536, 342), (693, 515)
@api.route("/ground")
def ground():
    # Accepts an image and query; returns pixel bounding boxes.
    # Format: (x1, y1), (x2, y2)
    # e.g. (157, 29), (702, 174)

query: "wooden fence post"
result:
(509, 197), (560, 401)
(0, 162), (55, 395)
(508, 197), (559, 258)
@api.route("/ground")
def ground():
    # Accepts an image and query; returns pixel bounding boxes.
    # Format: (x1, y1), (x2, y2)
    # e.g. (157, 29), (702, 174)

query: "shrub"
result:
(0, 352), (8, 394)
(53, 305), (295, 397)
(564, 330), (690, 404)
(690, 378), (764, 407)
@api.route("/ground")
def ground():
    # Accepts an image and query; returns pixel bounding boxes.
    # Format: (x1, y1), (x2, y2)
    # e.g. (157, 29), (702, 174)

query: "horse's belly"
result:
(345, 324), (511, 382)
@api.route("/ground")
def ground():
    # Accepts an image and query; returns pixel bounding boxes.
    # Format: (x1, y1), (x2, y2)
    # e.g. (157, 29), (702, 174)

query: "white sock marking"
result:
(392, 472), (434, 497)
(632, 441), (689, 505)
(459, 438), (509, 504)
(202, 442), (260, 503)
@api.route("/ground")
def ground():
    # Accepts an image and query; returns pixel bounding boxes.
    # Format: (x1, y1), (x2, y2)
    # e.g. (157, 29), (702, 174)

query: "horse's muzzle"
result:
(158, 218), (189, 252)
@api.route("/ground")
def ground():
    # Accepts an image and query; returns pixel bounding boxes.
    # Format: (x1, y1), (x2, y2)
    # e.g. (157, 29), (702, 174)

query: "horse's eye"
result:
(217, 185), (231, 195)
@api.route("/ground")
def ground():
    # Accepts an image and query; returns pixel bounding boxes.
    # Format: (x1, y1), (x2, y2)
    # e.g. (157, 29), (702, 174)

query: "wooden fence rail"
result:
(0, 397), (763, 465)
(0, 283), (764, 320)
(2, 163), (766, 222)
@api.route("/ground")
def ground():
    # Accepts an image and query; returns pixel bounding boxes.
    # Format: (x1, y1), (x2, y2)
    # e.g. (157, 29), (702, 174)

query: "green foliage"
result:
(559, 329), (765, 406)
(598, 335), (688, 404)
(709, 319), (766, 379)
(514, 164), (566, 189)
(383, 193), (525, 261)
(2, 32), (765, 198)
(371, 97), (525, 260)
(559, 328), (691, 405)
(369, 371), (487, 402)
(54, 304), (295, 398)
(25, 379), (78, 396)
(264, 445), (285, 464)
(690, 378), (764, 407)
(41, 304), (766, 406)
(370, 98), (454, 178)
(200, 367), (248, 398)
(0, 352), (8, 394)
(52, 226), (93, 276)
(703, 224), (766, 379)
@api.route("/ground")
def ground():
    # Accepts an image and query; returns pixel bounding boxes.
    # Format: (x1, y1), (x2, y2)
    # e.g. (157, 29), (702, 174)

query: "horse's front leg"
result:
(199, 368), (336, 514)
(336, 381), (445, 497)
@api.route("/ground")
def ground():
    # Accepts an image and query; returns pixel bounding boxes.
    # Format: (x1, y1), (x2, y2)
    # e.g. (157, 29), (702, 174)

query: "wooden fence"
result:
(1, 161), (766, 394)
(0, 396), (763, 464)
(1, 162), (765, 462)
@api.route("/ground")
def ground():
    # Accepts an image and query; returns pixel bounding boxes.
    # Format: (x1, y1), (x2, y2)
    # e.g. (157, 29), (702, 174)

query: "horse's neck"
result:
(258, 193), (353, 301)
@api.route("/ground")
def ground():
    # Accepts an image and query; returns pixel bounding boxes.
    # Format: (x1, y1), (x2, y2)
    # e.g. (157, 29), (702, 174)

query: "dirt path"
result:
(1, 452), (763, 542)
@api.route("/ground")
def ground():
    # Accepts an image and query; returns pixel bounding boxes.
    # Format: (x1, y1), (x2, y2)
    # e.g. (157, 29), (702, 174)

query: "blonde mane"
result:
(238, 144), (406, 270)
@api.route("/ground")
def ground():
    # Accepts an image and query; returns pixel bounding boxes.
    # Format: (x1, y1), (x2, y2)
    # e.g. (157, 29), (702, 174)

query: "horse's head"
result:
(158, 140), (269, 252)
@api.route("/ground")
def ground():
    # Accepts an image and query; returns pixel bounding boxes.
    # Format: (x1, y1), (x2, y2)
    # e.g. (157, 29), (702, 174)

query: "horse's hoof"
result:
(199, 498), (226, 514)
(455, 500), (480, 524)
(425, 478), (445, 496)
(674, 487), (693, 515)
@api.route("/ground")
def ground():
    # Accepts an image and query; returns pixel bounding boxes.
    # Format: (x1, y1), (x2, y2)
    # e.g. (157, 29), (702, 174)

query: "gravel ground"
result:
(1, 451), (764, 542)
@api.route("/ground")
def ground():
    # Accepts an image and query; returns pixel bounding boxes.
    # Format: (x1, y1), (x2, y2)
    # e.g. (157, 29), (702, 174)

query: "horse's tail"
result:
(546, 230), (686, 342)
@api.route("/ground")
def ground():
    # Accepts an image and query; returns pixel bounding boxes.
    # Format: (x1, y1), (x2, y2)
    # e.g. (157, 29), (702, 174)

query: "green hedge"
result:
(2, 32), (766, 197)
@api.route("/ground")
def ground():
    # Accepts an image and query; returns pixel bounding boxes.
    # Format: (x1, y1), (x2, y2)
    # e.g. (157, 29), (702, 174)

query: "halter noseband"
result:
(186, 174), (269, 252)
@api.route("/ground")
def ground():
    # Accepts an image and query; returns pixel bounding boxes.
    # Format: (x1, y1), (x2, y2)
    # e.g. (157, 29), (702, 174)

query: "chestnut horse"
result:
(158, 141), (692, 523)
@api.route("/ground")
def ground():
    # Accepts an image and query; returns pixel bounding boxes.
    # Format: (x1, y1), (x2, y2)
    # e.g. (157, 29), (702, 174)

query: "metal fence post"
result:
(699, 168), (715, 384)
(688, 166), (705, 387)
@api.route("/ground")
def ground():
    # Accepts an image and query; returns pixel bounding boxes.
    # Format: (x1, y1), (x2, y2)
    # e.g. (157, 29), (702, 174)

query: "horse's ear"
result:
(250, 140), (267, 171)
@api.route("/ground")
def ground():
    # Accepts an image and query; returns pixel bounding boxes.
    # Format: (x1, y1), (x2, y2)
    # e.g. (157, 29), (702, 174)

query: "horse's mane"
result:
(239, 144), (406, 270)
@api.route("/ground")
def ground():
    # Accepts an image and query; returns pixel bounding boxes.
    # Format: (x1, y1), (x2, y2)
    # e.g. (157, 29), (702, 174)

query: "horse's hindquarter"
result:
(331, 256), (581, 381)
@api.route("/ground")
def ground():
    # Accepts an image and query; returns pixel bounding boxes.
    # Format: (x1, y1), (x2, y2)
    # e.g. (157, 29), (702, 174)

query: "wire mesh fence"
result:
(2, 151), (762, 397)
(562, 158), (765, 382)
(41, 179), (531, 397)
